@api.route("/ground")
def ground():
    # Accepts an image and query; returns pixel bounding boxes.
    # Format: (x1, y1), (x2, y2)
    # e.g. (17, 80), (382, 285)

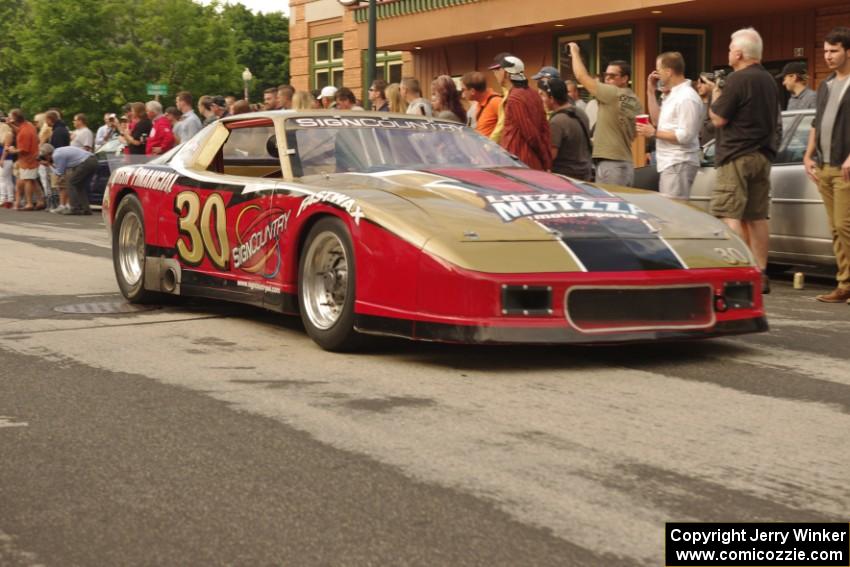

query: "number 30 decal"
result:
(713, 247), (749, 265)
(175, 191), (230, 270)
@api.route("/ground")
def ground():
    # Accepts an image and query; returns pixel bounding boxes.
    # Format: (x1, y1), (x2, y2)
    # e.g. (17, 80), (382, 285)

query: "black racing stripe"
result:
(562, 237), (685, 271)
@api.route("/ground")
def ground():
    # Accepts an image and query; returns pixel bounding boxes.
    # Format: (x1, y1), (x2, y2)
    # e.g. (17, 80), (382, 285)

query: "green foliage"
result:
(0, 0), (29, 110)
(222, 3), (290, 100)
(1, 0), (288, 121)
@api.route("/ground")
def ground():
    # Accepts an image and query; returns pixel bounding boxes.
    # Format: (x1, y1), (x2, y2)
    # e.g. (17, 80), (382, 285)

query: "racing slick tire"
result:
(298, 217), (362, 351)
(112, 194), (158, 304)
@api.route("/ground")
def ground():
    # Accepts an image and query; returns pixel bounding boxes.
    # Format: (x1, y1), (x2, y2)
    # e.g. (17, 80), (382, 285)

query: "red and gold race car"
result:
(104, 111), (767, 350)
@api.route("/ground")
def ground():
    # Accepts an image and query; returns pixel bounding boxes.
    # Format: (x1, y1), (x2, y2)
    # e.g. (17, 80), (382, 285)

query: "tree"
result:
(3, 0), (288, 120)
(222, 2), (290, 100)
(0, 0), (30, 111)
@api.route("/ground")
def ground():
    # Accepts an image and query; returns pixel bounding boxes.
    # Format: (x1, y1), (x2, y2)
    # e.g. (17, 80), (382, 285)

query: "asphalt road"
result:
(1, 209), (848, 566)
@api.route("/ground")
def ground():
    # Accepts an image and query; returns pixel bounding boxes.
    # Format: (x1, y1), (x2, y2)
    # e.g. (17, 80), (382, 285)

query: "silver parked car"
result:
(635, 109), (833, 270)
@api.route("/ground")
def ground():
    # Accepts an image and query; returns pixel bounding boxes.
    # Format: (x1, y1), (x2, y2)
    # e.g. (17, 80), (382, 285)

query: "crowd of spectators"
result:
(3, 25), (846, 305)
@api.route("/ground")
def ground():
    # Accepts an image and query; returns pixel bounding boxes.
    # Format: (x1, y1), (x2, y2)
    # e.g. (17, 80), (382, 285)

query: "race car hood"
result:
(302, 167), (749, 273)
(317, 167), (729, 242)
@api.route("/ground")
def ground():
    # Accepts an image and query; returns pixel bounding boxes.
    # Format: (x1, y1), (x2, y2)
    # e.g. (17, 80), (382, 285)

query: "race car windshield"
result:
(286, 117), (519, 176)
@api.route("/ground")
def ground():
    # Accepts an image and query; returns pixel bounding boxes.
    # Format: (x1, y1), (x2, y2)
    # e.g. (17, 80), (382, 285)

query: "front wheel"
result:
(298, 217), (362, 351)
(112, 194), (157, 303)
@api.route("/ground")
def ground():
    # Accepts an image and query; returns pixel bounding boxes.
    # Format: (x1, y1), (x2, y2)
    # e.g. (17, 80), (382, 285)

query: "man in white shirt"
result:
(636, 51), (704, 199)
(94, 113), (118, 148)
(70, 113), (94, 152)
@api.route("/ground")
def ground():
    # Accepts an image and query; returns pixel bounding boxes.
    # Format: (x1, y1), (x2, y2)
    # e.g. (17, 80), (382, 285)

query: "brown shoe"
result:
(815, 287), (850, 303)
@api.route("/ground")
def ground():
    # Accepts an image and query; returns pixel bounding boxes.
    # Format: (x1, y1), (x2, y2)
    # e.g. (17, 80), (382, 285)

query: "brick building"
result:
(289, 0), (848, 162)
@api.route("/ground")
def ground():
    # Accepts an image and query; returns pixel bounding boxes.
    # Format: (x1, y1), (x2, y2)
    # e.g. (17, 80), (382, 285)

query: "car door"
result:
(769, 112), (833, 265)
(167, 118), (285, 306)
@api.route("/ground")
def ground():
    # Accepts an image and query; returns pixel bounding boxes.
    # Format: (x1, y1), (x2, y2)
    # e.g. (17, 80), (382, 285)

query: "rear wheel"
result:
(298, 217), (362, 351)
(112, 194), (157, 303)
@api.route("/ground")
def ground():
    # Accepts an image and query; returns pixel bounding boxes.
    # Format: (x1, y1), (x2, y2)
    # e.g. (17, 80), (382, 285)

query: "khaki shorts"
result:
(710, 151), (771, 220)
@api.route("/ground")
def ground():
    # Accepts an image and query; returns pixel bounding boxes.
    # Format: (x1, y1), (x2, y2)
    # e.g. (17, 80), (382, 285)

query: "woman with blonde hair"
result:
(386, 83), (405, 113)
(292, 91), (315, 111)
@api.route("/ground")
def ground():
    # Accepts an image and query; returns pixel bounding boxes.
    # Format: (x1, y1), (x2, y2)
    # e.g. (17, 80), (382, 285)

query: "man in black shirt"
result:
(46, 110), (70, 148)
(709, 27), (780, 292)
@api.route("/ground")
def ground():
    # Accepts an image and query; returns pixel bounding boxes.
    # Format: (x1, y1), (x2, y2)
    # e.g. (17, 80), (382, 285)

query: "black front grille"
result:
(566, 286), (714, 333)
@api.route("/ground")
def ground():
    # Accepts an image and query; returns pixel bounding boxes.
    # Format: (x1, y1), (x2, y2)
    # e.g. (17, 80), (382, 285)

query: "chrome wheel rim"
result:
(303, 231), (349, 330)
(118, 211), (144, 287)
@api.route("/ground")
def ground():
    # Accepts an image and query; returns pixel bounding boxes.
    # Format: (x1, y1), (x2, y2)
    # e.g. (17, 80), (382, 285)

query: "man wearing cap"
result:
(39, 143), (96, 215)
(460, 71), (502, 137)
(532, 66), (560, 85)
(319, 86), (338, 109)
(543, 78), (592, 180)
(568, 42), (642, 186)
(532, 66), (561, 117)
(777, 61), (817, 110)
(95, 113), (118, 148)
(490, 54), (552, 171)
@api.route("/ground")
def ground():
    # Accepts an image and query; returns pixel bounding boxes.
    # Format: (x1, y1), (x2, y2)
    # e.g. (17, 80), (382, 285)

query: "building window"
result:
(363, 50), (404, 101)
(597, 29), (633, 82)
(659, 27), (707, 81)
(558, 33), (593, 86)
(312, 35), (344, 90)
(367, 51), (403, 85)
(557, 29), (633, 93)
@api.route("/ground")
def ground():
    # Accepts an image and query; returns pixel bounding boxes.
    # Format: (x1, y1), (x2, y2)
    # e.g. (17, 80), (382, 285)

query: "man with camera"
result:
(709, 27), (780, 293)
(38, 142), (96, 216)
(568, 42), (642, 186)
(95, 113), (119, 149)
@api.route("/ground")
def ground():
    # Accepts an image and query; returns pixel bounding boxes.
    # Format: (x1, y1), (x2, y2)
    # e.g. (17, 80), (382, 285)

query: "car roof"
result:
(218, 109), (458, 124)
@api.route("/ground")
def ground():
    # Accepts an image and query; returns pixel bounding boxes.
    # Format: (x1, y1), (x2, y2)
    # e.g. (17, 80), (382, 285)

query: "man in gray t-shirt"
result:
(776, 61), (817, 110)
(803, 26), (850, 303)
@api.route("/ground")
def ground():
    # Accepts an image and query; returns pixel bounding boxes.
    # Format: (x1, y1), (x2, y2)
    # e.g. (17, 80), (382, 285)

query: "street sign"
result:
(146, 83), (168, 96)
